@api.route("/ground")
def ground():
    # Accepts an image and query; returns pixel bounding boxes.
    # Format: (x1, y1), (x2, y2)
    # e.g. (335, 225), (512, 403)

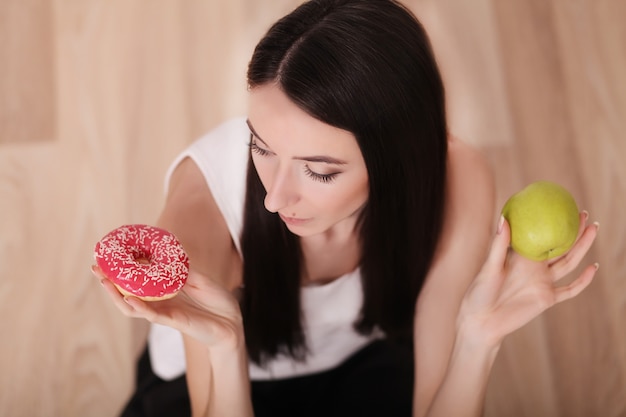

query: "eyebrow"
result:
(246, 119), (348, 165)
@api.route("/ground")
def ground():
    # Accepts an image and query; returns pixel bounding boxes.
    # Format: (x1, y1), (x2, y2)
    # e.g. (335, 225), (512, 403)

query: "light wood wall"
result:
(0, 1), (624, 416)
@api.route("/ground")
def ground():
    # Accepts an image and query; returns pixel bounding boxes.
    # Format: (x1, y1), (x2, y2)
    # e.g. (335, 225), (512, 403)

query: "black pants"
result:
(120, 339), (414, 417)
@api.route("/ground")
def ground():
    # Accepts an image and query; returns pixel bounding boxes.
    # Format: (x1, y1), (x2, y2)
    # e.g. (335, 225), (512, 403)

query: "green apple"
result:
(501, 181), (580, 261)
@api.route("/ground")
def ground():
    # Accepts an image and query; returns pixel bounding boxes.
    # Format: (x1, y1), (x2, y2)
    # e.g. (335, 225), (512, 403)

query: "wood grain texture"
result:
(0, 1), (624, 416)
(0, 0), (55, 143)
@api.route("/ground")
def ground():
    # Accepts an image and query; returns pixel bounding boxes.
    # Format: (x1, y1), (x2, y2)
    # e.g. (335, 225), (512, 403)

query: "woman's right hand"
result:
(92, 266), (244, 350)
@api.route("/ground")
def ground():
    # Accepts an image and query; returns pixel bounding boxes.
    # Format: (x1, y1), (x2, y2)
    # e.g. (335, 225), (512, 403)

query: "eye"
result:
(248, 139), (271, 156)
(304, 165), (338, 184)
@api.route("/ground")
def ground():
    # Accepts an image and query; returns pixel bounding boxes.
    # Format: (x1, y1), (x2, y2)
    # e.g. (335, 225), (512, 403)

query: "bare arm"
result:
(425, 212), (598, 416)
(157, 157), (252, 417)
(94, 157), (253, 417)
(413, 139), (599, 416)
(413, 138), (495, 417)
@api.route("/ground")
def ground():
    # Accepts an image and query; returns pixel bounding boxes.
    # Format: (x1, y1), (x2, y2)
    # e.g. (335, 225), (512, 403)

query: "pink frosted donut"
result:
(94, 224), (189, 301)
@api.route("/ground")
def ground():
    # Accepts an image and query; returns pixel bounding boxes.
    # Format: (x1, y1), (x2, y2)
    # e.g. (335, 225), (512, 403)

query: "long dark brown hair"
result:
(240, 0), (448, 366)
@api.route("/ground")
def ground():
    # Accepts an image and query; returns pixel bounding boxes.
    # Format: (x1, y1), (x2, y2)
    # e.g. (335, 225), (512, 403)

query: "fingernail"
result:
(593, 221), (600, 231)
(594, 262), (600, 271)
(582, 210), (589, 221)
(497, 215), (505, 235)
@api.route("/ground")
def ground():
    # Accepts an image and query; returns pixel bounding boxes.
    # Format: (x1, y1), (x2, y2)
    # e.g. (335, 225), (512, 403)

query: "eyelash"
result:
(304, 166), (337, 184)
(248, 140), (270, 156)
(248, 138), (338, 184)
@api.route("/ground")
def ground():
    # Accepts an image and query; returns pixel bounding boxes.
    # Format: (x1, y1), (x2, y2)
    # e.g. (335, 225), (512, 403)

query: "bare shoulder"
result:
(156, 157), (242, 290)
(444, 136), (496, 241)
(418, 135), (496, 316)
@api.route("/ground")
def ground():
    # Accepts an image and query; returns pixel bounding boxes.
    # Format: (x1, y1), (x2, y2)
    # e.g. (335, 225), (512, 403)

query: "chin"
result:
(284, 224), (314, 237)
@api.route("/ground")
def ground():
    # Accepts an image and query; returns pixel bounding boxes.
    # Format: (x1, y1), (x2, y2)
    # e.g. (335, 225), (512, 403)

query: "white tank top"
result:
(148, 117), (382, 381)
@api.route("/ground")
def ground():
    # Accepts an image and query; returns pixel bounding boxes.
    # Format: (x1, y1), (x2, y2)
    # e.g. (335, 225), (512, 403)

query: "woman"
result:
(93, 1), (599, 416)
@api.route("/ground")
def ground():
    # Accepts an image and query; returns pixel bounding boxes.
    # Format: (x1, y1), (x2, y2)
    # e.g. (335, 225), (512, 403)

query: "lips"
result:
(279, 213), (311, 226)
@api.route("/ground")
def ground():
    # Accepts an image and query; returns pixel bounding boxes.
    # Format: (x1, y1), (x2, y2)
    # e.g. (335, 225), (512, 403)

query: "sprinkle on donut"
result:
(94, 224), (189, 301)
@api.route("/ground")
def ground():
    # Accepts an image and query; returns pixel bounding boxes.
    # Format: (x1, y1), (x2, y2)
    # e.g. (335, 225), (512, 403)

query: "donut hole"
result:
(131, 250), (151, 265)
(136, 257), (151, 265)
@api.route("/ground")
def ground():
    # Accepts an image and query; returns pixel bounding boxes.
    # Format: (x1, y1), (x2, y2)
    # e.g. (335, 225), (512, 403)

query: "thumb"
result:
(480, 216), (511, 277)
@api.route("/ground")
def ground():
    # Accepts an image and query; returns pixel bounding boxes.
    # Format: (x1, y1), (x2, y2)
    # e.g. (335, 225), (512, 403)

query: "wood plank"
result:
(0, 0), (624, 415)
(0, 0), (55, 143)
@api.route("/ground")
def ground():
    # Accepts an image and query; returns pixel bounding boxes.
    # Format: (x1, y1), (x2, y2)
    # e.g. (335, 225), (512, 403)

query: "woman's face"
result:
(247, 84), (369, 238)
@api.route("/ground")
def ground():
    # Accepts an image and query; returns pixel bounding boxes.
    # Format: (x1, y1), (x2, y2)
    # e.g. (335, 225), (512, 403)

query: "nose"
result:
(263, 166), (299, 213)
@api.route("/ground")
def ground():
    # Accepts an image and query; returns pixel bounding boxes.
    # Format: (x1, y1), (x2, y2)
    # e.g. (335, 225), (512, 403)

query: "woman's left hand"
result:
(92, 266), (244, 350)
(458, 211), (599, 349)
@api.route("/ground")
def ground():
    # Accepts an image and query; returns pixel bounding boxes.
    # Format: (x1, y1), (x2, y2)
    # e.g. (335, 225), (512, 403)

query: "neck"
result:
(299, 222), (362, 285)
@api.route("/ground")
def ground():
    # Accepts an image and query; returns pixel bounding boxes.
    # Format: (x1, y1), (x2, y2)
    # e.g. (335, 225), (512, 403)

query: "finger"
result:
(550, 222), (599, 278)
(98, 278), (139, 316)
(92, 265), (144, 316)
(122, 296), (158, 320)
(576, 210), (589, 239)
(485, 263), (596, 341)
(469, 217), (512, 308)
(570, 210), (590, 251)
(91, 264), (107, 280)
(554, 262), (598, 304)
(480, 216), (511, 277)
(128, 289), (195, 323)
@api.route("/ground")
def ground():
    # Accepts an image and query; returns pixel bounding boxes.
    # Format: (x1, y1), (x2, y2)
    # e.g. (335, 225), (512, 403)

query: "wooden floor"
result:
(1, 1), (624, 416)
